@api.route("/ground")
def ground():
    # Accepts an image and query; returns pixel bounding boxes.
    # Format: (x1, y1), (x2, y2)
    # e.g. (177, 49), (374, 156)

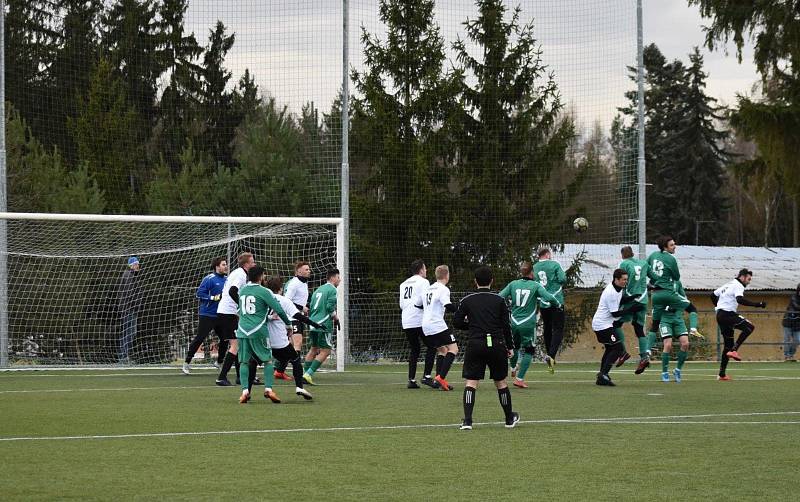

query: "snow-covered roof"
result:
(550, 244), (800, 291)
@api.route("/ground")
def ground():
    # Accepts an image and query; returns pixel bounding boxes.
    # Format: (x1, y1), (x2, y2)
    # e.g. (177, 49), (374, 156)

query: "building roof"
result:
(550, 244), (800, 291)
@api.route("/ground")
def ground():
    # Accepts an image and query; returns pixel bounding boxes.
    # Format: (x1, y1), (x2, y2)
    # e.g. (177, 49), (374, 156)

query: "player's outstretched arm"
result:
(537, 284), (561, 308)
(292, 312), (325, 330)
(736, 296), (766, 308)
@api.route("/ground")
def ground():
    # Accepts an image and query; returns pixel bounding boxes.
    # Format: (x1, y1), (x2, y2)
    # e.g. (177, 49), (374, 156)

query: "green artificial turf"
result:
(1, 362), (798, 501)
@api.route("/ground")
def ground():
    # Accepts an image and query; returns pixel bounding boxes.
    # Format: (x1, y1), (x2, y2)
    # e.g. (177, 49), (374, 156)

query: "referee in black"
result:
(453, 266), (520, 430)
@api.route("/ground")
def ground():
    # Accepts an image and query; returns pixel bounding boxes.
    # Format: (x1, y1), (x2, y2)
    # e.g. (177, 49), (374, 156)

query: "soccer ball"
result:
(573, 217), (589, 233)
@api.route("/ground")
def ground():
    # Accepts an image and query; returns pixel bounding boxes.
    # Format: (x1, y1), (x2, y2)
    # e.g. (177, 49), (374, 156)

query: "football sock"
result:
(734, 331), (752, 350)
(304, 360), (313, 371)
(720, 335), (734, 376)
(677, 350), (688, 370)
(497, 387), (513, 421)
(408, 357), (418, 382)
(423, 348), (436, 378)
(435, 354), (444, 376)
(463, 386), (476, 422)
(247, 359), (257, 392)
(647, 331), (658, 352)
(218, 351), (236, 380)
(517, 351), (533, 379)
(633, 322), (645, 339)
(439, 352), (456, 378)
(264, 361), (275, 389)
(661, 351), (670, 372)
(307, 359), (322, 376)
(290, 356), (304, 388)
(217, 340), (229, 364)
(234, 359), (240, 381)
(274, 358), (288, 373)
(688, 311), (698, 330)
(638, 336), (649, 358)
(238, 358), (250, 392)
(614, 326), (625, 344)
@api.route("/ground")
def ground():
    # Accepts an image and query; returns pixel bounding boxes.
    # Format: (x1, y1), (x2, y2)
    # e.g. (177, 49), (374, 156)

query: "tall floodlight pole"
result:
(0, 0), (8, 368)
(636, 0), (647, 259)
(337, 0), (350, 372)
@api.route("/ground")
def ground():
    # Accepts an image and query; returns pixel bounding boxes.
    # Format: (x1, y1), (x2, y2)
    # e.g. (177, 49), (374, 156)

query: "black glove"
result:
(629, 303), (645, 313)
(334, 318), (341, 331)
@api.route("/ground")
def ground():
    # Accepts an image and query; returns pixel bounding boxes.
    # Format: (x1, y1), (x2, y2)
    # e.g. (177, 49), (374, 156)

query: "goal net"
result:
(0, 215), (340, 367)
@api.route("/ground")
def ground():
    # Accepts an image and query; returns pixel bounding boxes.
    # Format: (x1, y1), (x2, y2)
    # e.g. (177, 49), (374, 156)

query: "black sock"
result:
(408, 358), (418, 381)
(633, 322), (645, 338)
(439, 352), (456, 378)
(290, 356), (304, 388)
(423, 348), (436, 377)
(217, 351), (236, 380)
(463, 386), (476, 422)
(274, 358), (288, 373)
(720, 335), (734, 376)
(247, 359), (258, 392)
(435, 354), (444, 376)
(234, 359), (241, 381)
(548, 310), (565, 359)
(734, 332), (752, 351)
(217, 340), (229, 364)
(601, 344), (621, 375)
(497, 387), (513, 421)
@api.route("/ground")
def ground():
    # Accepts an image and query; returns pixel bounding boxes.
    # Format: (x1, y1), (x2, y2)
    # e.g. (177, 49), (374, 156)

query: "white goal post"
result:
(0, 212), (347, 371)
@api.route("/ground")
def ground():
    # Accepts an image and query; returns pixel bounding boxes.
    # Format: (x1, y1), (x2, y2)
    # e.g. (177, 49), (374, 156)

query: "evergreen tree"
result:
(231, 69), (262, 126)
(145, 143), (221, 215)
(69, 58), (141, 212)
(350, 0), (458, 289)
(451, 0), (575, 284)
(197, 21), (236, 167)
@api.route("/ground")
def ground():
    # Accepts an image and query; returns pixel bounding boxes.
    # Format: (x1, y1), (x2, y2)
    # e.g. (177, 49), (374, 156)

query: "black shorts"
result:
(423, 329), (456, 349)
(716, 310), (748, 329)
(291, 320), (306, 335)
(462, 337), (508, 381)
(272, 344), (299, 363)
(216, 313), (239, 341)
(594, 327), (620, 345)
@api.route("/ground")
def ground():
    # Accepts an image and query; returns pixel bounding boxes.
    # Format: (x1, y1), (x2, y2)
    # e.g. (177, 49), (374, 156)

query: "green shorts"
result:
(237, 336), (272, 364)
(619, 302), (647, 326)
(652, 289), (690, 313)
(658, 313), (688, 339)
(309, 330), (333, 349)
(511, 323), (537, 349)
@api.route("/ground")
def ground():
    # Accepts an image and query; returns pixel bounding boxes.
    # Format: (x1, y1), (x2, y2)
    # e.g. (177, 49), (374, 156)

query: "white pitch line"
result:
(1, 411), (798, 443)
(0, 382), (413, 394)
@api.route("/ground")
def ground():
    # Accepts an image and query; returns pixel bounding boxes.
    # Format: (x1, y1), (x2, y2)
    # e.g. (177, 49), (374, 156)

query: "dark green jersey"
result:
(309, 282), (337, 332)
(533, 259), (566, 305)
(237, 283), (291, 339)
(646, 250), (680, 291)
(499, 277), (559, 327)
(619, 257), (649, 303)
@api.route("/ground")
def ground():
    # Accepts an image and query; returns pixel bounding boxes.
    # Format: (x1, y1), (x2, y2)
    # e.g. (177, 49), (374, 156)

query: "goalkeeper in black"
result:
(453, 266), (520, 430)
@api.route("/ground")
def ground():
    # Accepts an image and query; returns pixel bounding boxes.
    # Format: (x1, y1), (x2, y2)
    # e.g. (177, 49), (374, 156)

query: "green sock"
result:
(661, 351), (670, 372)
(647, 332), (658, 353)
(239, 360), (250, 392)
(637, 337), (649, 358)
(518, 352), (533, 379)
(689, 312), (698, 330)
(307, 359), (322, 376)
(304, 360), (313, 371)
(264, 361), (275, 388)
(510, 350), (519, 369)
(614, 327), (625, 345)
(677, 350), (688, 369)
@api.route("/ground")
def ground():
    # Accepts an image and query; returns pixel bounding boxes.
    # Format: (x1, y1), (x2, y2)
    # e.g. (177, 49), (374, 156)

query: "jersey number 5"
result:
(243, 296), (256, 314)
(634, 265), (642, 281)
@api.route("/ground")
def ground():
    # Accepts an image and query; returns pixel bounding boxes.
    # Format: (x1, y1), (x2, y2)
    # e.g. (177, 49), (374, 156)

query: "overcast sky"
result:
(182, 1), (760, 129)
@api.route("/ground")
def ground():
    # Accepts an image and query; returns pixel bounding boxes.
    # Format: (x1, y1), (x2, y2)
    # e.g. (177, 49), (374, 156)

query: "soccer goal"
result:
(0, 213), (346, 370)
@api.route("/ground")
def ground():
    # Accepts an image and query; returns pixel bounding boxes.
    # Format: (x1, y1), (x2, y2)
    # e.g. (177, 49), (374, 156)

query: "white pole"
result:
(337, 0), (350, 372)
(0, 213), (342, 225)
(0, 0), (7, 368)
(636, 0), (647, 259)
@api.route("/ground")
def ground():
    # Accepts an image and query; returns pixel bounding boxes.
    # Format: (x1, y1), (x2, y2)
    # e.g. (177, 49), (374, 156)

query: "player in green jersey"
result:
(302, 268), (341, 385)
(648, 280), (701, 382)
(236, 266), (292, 404)
(617, 246), (651, 373)
(534, 248), (567, 373)
(499, 261), (560, 388)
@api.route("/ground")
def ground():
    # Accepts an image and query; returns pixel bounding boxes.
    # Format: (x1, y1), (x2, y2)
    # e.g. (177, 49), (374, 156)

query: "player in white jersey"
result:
(258, 275), (326, 400)
(274, 261), (312, 381)
(418, 265), (459, 391)
(712, 268), (766, 380)
(399, 259), (437, 389)
(591, 269), (645, 386)
(216, 252), (256, 386)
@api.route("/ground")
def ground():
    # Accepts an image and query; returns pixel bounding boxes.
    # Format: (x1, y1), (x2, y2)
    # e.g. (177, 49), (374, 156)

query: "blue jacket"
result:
(196, 272), (226, 318)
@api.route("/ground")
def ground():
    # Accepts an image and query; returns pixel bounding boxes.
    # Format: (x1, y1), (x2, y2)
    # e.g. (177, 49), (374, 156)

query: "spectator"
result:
(782, 283), (800, 362)
(118, 256), (143, 363)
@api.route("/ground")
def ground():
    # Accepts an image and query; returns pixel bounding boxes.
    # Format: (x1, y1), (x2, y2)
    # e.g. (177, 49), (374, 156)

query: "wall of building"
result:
(560, 291), (794, 362)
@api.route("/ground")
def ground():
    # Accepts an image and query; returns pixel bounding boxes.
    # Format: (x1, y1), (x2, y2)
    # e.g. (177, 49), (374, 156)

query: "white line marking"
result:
(0, 382), (411, 394)
(647, 393), (663, 396)
(1, 411), (797, 442)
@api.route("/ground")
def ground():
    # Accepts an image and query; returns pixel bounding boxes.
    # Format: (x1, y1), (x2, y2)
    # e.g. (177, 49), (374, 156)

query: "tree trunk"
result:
(793, 196), (799, 247)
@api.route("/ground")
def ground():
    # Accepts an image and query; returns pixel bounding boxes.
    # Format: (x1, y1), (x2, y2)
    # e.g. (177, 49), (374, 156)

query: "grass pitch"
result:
(1, 362), (798, 501)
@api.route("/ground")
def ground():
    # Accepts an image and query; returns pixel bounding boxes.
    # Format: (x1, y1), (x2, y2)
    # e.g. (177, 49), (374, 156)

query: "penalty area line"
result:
(1, 411), (798, 442)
